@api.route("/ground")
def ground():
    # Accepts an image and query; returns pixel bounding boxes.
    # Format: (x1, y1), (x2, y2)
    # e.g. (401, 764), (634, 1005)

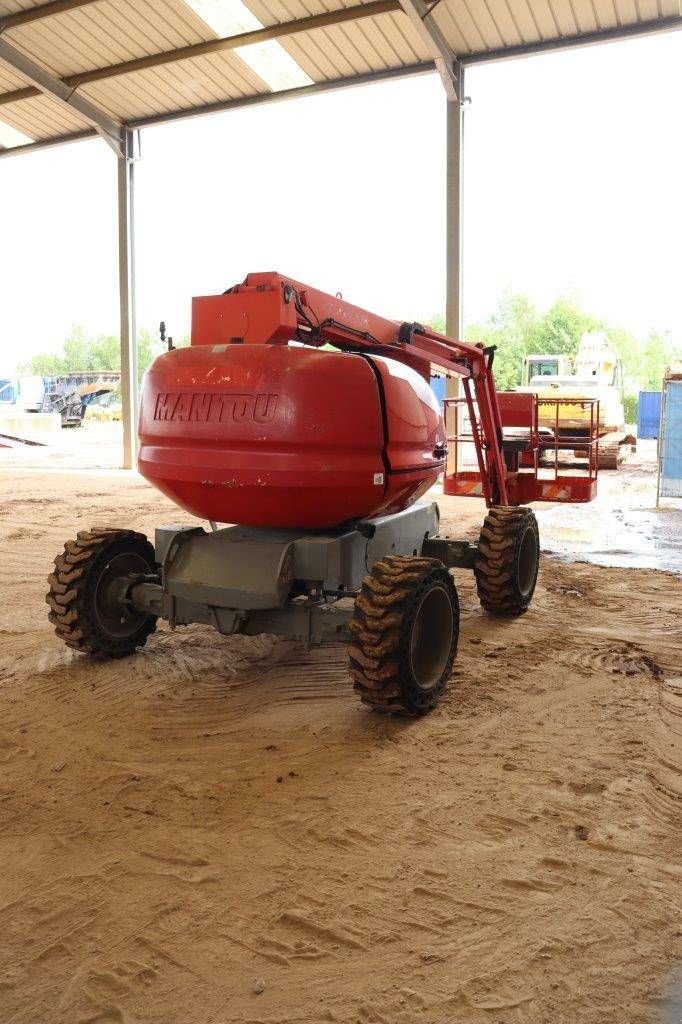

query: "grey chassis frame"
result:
(127, 501), (478, 645)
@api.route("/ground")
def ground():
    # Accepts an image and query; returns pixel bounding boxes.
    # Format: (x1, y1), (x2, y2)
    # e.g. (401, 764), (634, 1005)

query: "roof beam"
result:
(461, 13), (682, 64)
(0, 1), (675, 112)
(396, 0), (460, 99)
(0, 63), (435, 158)
(0, 0), (100, 33)
(0, 10), (679, 158)
(0, 127), (97, 157)
(128, 61), (435, 129)
(0, 0), (401, 108)
(0, 36), (125, 155)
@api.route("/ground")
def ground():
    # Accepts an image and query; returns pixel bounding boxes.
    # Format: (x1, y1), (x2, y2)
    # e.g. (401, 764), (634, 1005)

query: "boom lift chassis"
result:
(47, 273), (578, 715)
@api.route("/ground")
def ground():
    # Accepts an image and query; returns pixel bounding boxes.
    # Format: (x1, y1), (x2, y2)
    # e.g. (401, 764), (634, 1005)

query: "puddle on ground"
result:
(537, 504), (682, 575)
(660, 965), (682, 1024)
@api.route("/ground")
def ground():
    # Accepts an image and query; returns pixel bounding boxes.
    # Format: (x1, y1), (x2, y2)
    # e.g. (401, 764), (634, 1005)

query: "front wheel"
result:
(475, 506), (539, 615)
(348, 555), (459, 715)
(46, 528), (158, 658)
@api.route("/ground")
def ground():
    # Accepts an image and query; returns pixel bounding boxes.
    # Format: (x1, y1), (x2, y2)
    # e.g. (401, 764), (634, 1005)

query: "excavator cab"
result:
(517, 334), (635, 469)
(522, 354), (571, 385)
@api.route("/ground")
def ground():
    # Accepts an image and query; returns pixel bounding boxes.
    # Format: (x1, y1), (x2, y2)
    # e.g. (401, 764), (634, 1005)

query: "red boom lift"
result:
(47, 272), (597, 715)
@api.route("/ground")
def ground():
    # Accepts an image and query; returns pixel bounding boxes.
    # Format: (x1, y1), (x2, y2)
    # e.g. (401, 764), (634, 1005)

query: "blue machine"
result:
(0, 379), (17, 404)
(637, 391), (661, 439)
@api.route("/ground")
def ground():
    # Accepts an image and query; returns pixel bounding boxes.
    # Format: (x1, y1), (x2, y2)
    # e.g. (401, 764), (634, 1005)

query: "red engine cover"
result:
(138, 344), (445, 529)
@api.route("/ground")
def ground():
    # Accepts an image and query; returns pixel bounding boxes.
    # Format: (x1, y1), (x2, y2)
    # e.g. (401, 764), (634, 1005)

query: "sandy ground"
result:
(0, 426), (680, 1024)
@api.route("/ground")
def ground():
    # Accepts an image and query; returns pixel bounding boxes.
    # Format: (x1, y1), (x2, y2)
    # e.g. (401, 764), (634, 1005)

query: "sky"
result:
(0, 30), (680, 374)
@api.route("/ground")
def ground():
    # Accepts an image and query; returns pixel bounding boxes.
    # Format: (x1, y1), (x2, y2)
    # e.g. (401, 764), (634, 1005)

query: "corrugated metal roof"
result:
(80, 51), (265, 122)
(0, 58), (28, 90)
(0, 91), (89, 139)
(0, 0), (679, 150)
(259, 11), (431, 80)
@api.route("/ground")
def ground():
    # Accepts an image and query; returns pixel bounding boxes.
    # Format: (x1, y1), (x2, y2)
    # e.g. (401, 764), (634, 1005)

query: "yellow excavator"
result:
(515, 332), (636, 469)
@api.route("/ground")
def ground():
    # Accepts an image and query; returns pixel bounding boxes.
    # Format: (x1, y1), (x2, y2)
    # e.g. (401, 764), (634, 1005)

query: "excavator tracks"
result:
(598, 432), (637, 470)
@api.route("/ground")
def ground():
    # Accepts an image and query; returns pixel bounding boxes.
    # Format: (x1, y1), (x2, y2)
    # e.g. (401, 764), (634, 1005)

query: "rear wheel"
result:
(46, 528), (157, 658)
(348, 555), (459, 715)
(475, 506), (539, 615)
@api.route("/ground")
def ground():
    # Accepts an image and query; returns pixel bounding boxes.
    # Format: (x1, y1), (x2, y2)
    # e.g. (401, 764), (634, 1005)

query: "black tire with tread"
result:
(348, 555), (459, 716)
(475, 506), (539, 616)
(46, 527), (157, 658)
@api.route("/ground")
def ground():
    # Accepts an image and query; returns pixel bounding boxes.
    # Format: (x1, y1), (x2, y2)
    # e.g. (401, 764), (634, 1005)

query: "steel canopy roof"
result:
(0, 0), (679, 154)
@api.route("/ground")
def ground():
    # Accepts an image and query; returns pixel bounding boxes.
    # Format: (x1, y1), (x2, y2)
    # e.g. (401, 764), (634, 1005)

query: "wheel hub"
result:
(94, 552), (150, 639)
(517, 525), (539, 596)
(409, 583), (455, 691)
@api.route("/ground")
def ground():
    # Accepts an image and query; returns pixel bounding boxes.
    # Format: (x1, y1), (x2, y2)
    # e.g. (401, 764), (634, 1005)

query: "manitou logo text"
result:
(154, 391), (278, 424)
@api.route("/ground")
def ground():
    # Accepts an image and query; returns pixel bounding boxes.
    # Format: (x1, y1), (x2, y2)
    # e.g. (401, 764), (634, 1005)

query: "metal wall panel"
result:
(637, 391), (662, 440)
(659, 380), (682, 500)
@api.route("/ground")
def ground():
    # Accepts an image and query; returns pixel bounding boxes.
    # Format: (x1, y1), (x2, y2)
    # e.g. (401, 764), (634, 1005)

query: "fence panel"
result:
(659, 380), (682, 499)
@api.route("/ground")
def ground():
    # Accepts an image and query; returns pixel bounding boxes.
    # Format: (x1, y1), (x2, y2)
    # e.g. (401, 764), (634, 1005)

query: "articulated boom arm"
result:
(216, 272), (510, 506)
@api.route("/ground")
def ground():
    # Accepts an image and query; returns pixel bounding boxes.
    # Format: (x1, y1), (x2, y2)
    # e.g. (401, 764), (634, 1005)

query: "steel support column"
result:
(445, 81), (464, 340)
(117, 129), (138, 470)
(445, 72), (464, 474)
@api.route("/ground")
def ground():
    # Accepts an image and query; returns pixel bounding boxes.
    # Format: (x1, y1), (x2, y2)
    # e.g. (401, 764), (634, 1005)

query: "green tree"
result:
(480, 293), (538, 390)
(19, 325), (189, 387)
(137, 328), (159, 385)
(91, 334), (122, 372)
(639, 330), (675, 391)
(606, 325), (639, 390)
(25, 351), (68, 375)
(428, 313), (446, 335)
(529, 297), (599, 355)
(61, 325), (93, 371)
(428, 293), (680, 417)
(430, 293), (540, 390)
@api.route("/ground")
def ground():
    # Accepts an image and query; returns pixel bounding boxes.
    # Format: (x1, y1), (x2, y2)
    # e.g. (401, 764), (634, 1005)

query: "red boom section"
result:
(140, 272), (599, 518)
(190, 272), (510, 506)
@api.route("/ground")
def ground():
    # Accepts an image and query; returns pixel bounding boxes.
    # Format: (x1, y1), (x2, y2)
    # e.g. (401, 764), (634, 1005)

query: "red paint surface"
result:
(138, 344), (445, 529)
